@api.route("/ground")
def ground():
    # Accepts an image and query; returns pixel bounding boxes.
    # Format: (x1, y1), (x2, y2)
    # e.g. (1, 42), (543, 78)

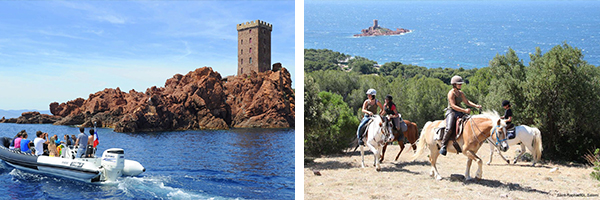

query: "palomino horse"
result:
(380, 120), (418, 162)
(360, 115), (394, 171)
(412, 111), (509, 180)
(487, 125), (543, 166)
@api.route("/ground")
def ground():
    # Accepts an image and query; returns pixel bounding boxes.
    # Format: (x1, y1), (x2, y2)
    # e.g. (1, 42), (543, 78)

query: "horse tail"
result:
(411, 121), (431, 161)
(532, 128), (543, 162)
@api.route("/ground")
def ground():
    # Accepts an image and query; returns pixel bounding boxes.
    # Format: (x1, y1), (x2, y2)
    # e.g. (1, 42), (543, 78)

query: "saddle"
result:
(434, 115), (469, 141)
(434, 115), (470, 153)
(506, 124), (516, 139)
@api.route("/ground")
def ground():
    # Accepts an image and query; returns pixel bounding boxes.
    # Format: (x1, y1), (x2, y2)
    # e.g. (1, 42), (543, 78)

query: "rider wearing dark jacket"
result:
(440, 76), (482, 156)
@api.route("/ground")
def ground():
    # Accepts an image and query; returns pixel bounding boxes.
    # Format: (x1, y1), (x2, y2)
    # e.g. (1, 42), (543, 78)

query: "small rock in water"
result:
(313, 170), (322, 176)
(450, 174), (465, 182)
(549, 167), (559, 173)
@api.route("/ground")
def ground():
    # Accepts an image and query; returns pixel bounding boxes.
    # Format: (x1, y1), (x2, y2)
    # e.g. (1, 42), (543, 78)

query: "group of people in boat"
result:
(356, 75), (514, 155)
(6, 127), (99, 158)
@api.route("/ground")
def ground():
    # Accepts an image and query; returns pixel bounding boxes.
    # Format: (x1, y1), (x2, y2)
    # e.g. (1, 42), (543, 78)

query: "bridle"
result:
(485, 125), (507, 149)
(492, 125), (508, 145)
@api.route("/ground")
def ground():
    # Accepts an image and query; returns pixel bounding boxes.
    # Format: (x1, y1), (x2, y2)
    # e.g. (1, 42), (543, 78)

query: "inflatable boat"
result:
(0, 137), (145, 184)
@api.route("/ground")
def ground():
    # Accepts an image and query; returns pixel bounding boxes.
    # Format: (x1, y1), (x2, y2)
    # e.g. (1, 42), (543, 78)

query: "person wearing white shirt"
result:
(33, 131), (49, 156)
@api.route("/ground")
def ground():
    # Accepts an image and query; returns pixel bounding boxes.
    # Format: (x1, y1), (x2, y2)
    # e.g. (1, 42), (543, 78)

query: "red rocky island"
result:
(2, 67), (295, 132)
(354, 19), (411, 37)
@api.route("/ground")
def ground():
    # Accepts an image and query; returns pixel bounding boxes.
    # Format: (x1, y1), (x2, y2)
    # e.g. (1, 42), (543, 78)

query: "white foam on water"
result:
(117, 176), (243, 200)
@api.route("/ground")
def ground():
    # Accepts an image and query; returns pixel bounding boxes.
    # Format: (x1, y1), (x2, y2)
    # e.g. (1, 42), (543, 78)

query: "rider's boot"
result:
(439, 128), (452, 156)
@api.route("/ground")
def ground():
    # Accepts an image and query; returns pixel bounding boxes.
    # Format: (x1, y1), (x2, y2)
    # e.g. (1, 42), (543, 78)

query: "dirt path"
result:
(304, 144), (599, 199)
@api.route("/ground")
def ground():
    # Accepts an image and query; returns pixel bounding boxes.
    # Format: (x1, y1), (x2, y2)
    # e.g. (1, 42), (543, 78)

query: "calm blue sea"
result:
(0, 123), (294, 199)
(305, 0), (600, 69)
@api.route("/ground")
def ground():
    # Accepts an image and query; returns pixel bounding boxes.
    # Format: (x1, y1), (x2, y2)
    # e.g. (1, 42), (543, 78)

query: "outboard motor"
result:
(101, 148), (125, 182)
(123, 159), (145, 176)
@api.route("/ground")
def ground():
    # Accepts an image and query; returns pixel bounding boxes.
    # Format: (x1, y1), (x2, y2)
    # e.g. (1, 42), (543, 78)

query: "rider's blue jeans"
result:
(357, 115), (371, 139)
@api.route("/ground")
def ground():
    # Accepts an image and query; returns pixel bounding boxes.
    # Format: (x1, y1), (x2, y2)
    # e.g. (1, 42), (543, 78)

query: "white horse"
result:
(487, 125), (543, 166)
(360, 115), (394, 171)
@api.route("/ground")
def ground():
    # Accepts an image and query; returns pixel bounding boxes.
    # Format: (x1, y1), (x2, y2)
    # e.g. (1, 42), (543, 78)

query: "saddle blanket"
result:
(433, 121), (463, 141)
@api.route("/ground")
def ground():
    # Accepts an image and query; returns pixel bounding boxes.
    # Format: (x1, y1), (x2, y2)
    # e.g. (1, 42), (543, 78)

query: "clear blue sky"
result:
(0, 1), (295, 110)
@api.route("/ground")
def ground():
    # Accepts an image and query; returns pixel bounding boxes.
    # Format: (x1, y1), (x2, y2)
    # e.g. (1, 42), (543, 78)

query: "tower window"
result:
(249, 29), (252, 33)
(241, 59), (243, 64)
(241, 49), (243, 54)
(249, 38), (252, 43)
(249, 57), (252, 64)
(249, 48), (252, 53)
(241, 39), (243, 44)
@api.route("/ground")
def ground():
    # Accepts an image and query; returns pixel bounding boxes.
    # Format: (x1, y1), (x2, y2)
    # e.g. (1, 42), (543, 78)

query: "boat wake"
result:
(117, 176), (244, 200)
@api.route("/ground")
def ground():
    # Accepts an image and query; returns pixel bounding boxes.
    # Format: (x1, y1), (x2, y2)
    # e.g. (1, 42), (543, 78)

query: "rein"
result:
(468, 116), (484, 144)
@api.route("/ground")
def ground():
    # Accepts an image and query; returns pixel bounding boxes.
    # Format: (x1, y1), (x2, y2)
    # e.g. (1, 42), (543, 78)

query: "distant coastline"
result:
(0, 109), (50, 119)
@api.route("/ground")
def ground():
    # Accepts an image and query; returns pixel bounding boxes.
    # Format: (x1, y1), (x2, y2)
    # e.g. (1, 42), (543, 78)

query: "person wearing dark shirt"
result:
(501, 100), (515, 139)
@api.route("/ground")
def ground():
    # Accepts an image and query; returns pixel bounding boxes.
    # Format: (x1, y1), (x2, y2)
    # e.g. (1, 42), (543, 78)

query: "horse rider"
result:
(440, 75), (482, 156)
(500, 100), (515, 139)
(356, 88), (385, 146)
(384, 95), (401, 132)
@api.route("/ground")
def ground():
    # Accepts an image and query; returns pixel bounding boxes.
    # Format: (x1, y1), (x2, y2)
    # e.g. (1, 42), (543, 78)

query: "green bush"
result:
(304, 74), (359, 156)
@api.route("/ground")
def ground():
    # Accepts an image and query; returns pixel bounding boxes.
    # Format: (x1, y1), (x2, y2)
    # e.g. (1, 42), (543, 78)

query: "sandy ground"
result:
(304, 143), (600, 199)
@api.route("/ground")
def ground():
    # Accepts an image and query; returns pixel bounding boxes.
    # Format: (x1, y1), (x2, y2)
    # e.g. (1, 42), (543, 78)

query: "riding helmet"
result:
(366, 88), (377, 96)
(450, 75), (464, 85)
(385, 94), (393, 101)
(502, 100), (511, 107)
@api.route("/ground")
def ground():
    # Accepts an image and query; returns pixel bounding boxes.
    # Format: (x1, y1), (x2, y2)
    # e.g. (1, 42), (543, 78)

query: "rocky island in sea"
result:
(354, 19), (411, 37)
(1, 66), (295, 132)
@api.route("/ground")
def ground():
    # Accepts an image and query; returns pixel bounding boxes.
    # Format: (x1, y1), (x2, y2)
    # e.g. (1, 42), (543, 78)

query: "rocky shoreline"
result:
(1, 67), (295, 132)
(353, 19), (410, 37)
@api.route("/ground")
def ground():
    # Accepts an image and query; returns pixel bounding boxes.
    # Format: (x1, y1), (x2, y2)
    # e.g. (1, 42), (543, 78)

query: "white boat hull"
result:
(0, 138), (144, 184)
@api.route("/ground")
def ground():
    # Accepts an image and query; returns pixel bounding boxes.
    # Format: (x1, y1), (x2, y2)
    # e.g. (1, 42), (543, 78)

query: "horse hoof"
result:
(376, 168), (381, 172)
(436, 176), (443, 181)
(486, 162), (491, 165)
(506, 160), (510, 164)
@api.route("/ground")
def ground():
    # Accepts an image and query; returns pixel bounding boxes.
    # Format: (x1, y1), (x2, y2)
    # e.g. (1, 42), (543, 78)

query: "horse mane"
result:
(472, 110), (505, 127)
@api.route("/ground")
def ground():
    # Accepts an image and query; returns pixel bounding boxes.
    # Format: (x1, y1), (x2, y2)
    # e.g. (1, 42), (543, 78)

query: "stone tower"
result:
(237, 20), (272, 75)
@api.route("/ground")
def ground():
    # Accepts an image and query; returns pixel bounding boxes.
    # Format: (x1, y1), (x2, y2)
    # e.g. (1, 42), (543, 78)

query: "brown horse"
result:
(412, 111), (509, 181)
(380, 120), (418, 162)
